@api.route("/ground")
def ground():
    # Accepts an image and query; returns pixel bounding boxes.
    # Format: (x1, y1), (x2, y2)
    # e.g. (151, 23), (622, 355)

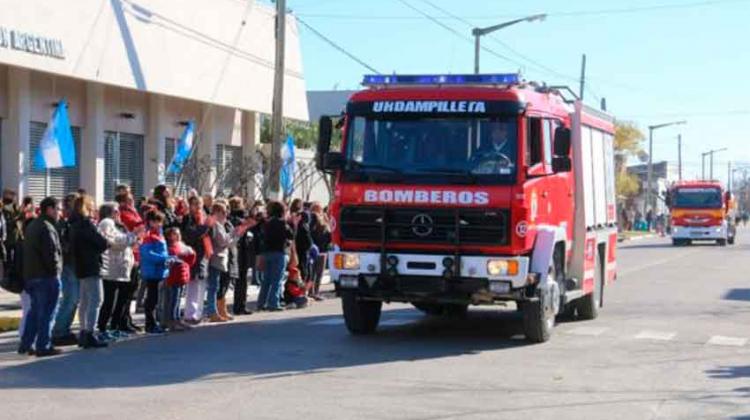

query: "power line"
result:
(295, 16), (381, 74)
(297, 0), (749, 20)
(395, 0), (516, 65)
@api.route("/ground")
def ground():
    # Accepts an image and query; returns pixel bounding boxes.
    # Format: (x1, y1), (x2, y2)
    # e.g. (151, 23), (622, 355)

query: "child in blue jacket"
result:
(140, 211), (177, 334)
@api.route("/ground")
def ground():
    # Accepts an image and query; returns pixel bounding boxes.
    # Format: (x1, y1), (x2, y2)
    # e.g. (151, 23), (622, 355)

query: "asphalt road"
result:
(1, 232), (749, 420)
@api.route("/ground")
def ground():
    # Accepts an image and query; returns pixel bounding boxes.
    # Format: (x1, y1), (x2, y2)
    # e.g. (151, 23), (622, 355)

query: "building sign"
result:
(0, 27), (65, 59)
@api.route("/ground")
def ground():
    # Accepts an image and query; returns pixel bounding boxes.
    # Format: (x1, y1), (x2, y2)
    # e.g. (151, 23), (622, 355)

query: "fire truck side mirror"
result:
(553, 127), (571, 156)
(552, 156), (571, 173)
(316, 116), (333, 171)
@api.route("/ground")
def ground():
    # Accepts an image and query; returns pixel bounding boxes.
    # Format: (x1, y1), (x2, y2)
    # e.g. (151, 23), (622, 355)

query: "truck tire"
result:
(522, 261), (559, 343)
(577, 251), (603, 320)
(728, 236), (736, 245)
(341, 291), (382, 335)
(718, 239), (727, 247)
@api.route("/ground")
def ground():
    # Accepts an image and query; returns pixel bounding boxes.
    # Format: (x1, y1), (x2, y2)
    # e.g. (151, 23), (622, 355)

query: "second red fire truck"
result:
(316, 73), (618, 342)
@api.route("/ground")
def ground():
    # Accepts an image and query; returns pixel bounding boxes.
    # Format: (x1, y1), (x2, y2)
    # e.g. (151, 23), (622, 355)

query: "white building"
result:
(0, 0), (308, 203)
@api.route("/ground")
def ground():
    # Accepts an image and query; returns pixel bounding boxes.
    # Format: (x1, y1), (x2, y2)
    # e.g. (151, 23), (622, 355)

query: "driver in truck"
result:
(472, 122), (514, 174)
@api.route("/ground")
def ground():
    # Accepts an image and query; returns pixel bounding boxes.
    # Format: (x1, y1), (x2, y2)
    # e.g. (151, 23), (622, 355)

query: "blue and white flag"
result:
(167, 120), (195, 174)
(34, 100), (76, 170)
(280, 134), (296, 197)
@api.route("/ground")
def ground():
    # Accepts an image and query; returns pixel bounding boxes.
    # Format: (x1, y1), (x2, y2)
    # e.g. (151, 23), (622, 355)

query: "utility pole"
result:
(677, 134), (682, 181)
(644, 120), (686, 216)
(710, 152), (714, 180)
(472, 14), (546, 74)
(268, 0), (286, 200)
(579, 54), (586, 101)
(728, 161), (732, 190)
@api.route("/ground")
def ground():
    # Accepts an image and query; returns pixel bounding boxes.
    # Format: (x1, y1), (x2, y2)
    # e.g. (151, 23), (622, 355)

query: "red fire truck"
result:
(315, 74), (618, 342)
(667, 180), (736, 246)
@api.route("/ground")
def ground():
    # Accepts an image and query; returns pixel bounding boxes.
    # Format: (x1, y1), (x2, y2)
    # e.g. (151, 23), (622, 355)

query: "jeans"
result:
(167, 285), (184, 321)
(52, 266), (79, 337)
(143, 281), (160, 329)
(184, 277), (206, 322)
(260, 252), (287, 310)
(20, 277), (61, 352)
(98, 280), (130, 332)
(205, 267), (222, 316)
(78, 276), (103, 333)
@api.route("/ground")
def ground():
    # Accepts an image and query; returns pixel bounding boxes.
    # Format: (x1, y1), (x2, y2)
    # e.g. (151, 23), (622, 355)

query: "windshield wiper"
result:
(414, 167), (477, 183)
(347, 161), (405, 180)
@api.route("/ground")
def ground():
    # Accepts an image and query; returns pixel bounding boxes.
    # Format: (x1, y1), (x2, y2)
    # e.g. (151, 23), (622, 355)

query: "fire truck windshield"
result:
(673, 188), (723, 209)
(344, 116), (517, 184)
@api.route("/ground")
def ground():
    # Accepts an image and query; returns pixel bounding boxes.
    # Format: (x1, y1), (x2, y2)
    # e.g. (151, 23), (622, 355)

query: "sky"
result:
(266, 0), (750, 185)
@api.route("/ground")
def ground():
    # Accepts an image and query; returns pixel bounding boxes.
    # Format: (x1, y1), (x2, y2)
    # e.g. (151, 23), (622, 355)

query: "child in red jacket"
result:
(165, 228), (196, 331)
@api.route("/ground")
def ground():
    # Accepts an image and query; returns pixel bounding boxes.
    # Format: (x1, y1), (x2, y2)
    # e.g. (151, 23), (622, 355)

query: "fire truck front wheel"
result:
(341, 292), (382, 335)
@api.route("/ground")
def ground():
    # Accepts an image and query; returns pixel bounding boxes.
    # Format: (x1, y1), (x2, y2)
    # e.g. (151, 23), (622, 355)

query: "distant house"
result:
(627, 161), (679, 215)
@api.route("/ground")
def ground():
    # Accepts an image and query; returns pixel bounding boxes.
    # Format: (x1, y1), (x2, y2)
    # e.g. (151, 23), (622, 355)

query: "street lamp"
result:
(701, 147), (727, 180)
(472, 14), (546, 74)
(644, 120), (686, 216)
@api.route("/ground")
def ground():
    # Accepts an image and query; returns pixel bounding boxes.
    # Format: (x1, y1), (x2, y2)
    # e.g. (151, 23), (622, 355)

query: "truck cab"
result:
(667, 180), (737, 246)
(316, 74), (618, 342)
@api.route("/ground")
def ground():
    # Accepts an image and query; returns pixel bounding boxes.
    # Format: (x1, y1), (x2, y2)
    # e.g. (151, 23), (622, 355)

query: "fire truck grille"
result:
(340, 207), (509, 245)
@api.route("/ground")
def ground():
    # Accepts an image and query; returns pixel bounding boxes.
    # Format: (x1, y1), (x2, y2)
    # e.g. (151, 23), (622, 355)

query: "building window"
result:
(104, 131), (144, 201)
(27, 121), (81, 203)
(164, 137), (177, 187)
(215, 144), (242, 197)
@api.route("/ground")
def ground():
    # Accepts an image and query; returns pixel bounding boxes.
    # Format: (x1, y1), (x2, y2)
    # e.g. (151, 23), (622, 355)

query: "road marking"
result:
(618, 249), (700, 277)
(380, 319), (415, 327)
(565, 326), (609, 336)
(309, 318), (345, 326)
(706, 335), (747, 347)
(634, 330), (676, 341)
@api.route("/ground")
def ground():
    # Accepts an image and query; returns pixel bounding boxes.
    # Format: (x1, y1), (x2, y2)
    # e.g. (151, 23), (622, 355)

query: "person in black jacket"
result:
(228, 197), (253, 315)
(18, 197), (63, 357)
(70, 194), (110, 349)
(153, 184), (179, 229)
(290, 199), (313, 283)
(51, 193), (81, 347)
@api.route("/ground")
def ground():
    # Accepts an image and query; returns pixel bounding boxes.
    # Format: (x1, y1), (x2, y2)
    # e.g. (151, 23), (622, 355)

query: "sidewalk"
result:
(0, 274), (335, 332)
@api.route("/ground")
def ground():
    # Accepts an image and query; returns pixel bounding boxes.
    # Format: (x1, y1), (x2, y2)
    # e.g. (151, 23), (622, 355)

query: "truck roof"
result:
(672, 180), (724, 189)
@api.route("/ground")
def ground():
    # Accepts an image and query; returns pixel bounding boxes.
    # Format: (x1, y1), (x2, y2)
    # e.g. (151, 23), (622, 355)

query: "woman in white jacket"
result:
(97, 203), (140, 337)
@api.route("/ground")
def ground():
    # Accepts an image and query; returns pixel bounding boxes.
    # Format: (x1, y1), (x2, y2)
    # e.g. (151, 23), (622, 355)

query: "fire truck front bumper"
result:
(672, 222), (727, 240)
(329, 251), (533, 302)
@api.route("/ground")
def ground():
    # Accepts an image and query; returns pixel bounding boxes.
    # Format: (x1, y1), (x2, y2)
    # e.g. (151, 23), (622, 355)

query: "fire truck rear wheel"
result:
(577, 251), (602, 320)
(728, 236), (736, 245)
(341, 292), (382, 335)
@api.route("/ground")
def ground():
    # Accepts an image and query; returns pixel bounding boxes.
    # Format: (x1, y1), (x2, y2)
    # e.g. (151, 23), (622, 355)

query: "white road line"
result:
(634, 330), (676, 341)
(309, 318), (345, 326)
(618, 249), (700, 277)
(380, 319), (416, 327)
(564, 326), (609, 336)
(706, 335), (748, 347)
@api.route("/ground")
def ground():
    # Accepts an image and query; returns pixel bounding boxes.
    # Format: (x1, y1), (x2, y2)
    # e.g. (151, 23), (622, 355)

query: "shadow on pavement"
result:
(0, 308), (531, 389)
(723, 289), (750, 302)
(706, 365), (750, 379)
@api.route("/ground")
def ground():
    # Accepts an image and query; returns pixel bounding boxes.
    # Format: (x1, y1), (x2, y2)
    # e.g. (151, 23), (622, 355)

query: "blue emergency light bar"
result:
(362, 73), (520, 86)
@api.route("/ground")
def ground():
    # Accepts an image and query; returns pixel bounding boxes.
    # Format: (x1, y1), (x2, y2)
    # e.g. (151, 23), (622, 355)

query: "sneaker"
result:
(145, 325), (166, 335)
(52, 333), (79, 347)
(35, 348), (63, 357)
(97, 331), (116, 342)
(267, 306), (285, 312)
(312, 295), (325, 302)
(118, 325), (138, 335)
(17, 346), (33, 356)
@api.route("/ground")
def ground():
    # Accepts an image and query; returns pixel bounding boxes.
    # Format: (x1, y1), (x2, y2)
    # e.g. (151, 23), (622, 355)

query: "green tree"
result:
(614, 121), (645, 200)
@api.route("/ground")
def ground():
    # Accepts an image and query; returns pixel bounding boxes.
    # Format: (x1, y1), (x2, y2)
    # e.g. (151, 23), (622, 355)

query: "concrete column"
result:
(82, 82), (105, 203)
(196, 104), (217, 194)
(145, 94), (166, 193)
(1, 67), (30, 196)
(241, 111), (260, 200)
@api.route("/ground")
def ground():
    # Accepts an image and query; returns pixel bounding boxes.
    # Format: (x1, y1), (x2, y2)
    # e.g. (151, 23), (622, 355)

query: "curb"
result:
(618, 233), (657, 242)
(0, 316), (20, 332)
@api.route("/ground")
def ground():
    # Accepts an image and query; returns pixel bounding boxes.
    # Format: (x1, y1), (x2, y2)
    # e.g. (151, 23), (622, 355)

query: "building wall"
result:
(0, 63), (262, 203)
(0, 0), (308, 120)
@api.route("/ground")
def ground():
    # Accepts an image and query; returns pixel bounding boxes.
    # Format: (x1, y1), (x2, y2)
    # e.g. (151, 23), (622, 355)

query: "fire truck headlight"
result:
(334, 253), (360, 270)
(487, 259), (519, 276)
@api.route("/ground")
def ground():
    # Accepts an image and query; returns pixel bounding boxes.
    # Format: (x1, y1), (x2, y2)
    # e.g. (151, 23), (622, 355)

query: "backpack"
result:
(0, 241), (24, 294)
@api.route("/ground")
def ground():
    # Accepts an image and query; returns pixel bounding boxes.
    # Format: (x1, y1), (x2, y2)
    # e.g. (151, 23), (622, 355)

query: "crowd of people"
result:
(0, 185), (332, 357)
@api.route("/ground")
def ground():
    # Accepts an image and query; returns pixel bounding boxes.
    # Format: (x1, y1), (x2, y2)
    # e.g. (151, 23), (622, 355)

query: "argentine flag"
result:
(167, 120), (195, 174)
(34, 100), (76, 170)
(280, 134), (296, 198)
